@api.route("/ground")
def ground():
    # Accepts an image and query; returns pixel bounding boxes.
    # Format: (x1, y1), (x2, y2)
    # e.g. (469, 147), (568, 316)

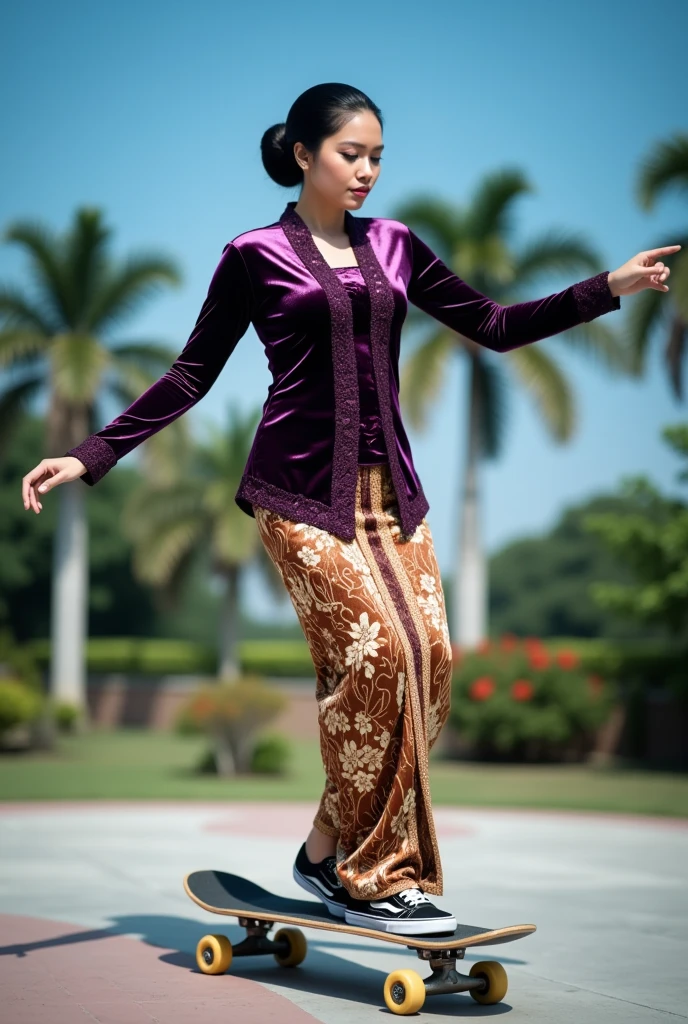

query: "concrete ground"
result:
(0, 800), (686, 1023)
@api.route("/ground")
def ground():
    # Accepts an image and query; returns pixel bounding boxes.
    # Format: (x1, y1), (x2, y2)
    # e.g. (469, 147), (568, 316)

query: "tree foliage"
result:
(583, 424), (688, 638)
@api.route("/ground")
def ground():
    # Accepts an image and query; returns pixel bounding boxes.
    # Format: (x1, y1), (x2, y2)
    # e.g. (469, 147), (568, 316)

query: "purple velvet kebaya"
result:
(66, 200), (620, 542)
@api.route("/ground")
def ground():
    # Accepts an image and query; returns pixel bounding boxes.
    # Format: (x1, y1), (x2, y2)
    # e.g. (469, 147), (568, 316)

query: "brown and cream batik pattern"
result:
(252, 463), (453, 900)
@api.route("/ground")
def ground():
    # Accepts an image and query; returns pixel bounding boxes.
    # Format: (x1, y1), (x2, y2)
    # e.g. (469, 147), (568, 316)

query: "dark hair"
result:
(261, 83), (383, 188)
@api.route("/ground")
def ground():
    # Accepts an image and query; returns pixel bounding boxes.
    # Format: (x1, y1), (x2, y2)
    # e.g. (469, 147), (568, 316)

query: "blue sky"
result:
(2, 0), (686, 621)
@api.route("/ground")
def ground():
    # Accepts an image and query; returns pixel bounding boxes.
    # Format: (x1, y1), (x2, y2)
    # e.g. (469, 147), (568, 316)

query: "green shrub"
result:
(450, 635), (616, 762)
(26, 637), (217, 674)
(0, 679), (43, 738)
(25, 637), (315, 678)
(52, 701), (81, 733)
(250, 733), (291, 774)
(0, 630), (42, 692)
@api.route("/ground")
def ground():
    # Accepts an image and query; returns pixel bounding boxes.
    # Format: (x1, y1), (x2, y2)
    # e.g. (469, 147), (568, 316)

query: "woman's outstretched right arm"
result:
(22, 241), (255, 512)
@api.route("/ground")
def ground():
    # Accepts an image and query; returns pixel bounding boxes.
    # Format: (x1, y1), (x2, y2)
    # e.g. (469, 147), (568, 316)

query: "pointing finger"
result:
(644, 245), (681, 257)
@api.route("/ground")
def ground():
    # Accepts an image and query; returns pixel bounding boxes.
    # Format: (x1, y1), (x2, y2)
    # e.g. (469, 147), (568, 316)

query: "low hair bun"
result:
(260, 121), (303, 188)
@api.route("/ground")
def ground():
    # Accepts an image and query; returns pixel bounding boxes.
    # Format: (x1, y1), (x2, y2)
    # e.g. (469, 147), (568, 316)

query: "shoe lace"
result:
(398, 887), (431, 907)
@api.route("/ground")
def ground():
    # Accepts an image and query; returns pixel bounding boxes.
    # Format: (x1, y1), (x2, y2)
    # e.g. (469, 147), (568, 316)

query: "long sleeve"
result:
(66, 241), (255, 485)
(405, 226), (620, 353)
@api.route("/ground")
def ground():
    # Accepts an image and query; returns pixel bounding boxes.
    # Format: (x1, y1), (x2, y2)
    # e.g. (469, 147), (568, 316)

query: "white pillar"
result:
(49, 480), (88, 713)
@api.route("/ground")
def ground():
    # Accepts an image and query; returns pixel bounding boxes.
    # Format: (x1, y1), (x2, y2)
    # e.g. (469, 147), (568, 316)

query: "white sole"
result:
(344, 909), (457, 934)
(292, 864), (347, 918)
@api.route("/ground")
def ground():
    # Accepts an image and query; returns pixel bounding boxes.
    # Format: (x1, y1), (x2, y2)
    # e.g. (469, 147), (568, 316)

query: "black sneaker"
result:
(293, 842), (348, 918)
(344, 886), (457, 935)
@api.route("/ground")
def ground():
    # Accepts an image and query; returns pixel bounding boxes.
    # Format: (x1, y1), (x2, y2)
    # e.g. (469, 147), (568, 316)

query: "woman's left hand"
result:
(608, 245), (681, 297)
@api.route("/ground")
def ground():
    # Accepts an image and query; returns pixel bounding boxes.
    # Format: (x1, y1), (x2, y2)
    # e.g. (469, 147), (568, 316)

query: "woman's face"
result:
(295, 109), (383, 210)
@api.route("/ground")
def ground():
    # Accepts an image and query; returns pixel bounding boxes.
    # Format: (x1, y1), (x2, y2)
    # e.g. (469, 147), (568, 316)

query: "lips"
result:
(351, 187), (370, 193)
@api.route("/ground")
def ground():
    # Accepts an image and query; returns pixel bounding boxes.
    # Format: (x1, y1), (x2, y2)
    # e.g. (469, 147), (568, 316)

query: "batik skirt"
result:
(252, 462), (453, 900)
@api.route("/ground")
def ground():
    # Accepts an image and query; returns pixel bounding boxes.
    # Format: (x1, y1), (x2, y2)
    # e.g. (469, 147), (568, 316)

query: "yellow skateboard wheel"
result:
(196, 933), (233, 974)
(469, 960), (508, 1004)
(273, 927), (307, 967)
(383, 969), (426, 1015)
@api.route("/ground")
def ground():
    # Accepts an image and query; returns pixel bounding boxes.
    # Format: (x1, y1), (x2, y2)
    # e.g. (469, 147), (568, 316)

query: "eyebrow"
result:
(339, 140), (385, 151)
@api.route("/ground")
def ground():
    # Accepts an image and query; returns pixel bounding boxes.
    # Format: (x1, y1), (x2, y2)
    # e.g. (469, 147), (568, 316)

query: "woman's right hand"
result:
(22, 456), (87, 514)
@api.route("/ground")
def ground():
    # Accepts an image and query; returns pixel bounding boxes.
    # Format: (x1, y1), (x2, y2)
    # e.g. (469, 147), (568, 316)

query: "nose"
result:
(360, 156), (377, 177)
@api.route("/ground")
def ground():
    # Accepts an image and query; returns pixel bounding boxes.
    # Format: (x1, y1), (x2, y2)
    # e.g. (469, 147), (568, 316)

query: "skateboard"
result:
(184, 869), (536, 1015)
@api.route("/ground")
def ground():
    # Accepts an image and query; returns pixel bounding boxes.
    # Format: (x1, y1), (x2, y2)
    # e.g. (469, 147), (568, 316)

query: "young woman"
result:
(22, 83), (679, 936)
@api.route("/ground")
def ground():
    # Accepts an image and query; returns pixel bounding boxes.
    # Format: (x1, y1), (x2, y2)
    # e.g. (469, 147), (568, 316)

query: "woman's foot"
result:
(344, 886), (457, 935)
(293, 842), (348, 918)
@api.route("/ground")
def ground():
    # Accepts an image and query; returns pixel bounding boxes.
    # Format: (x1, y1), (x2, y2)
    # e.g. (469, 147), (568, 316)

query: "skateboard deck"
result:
(184, 869), (536, 1014)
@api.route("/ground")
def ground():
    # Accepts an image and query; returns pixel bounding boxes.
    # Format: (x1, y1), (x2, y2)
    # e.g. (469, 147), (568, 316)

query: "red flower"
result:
(476, 638), (492, 654)
(528, 649), (550, 670)
(500, 633), (519, 652)
(511, 679), (534, 701)
(556, 649), (579, 670)
(469, 676), (495, 701)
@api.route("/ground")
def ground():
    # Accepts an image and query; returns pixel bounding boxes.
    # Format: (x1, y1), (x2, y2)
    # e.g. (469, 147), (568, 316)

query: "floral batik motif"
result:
(253, 463), (453, 899)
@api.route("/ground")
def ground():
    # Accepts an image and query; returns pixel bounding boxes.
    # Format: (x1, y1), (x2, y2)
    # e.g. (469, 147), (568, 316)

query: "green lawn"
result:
(0, 729), (686, 817)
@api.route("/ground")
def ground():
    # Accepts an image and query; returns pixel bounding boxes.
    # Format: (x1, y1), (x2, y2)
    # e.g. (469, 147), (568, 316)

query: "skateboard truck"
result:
(411, 947), (488, 1000)
(204, 918), (291, 962)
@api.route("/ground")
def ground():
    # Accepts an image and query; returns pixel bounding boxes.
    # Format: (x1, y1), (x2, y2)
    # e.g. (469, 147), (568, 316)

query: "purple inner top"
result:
(334, 265), (388, 467)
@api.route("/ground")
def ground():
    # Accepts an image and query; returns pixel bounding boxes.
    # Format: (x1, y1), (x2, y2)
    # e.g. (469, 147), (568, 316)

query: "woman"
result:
(22, 83), (679, 936)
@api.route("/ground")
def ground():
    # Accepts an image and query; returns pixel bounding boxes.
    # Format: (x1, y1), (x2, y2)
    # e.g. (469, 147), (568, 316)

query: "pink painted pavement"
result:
(0, 913), (320, 1024)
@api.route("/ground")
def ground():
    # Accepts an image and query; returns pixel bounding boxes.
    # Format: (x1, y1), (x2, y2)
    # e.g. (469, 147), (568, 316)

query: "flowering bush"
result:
(449, 635), (615, 762)
(175, 675), (287, 775)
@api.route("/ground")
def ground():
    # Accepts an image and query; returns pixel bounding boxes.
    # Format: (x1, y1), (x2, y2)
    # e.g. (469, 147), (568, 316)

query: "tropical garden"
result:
(0, 132), (686, 815)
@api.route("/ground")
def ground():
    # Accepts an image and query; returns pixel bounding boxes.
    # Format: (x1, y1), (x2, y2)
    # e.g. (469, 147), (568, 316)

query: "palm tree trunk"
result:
(218, 565), (240, 680)
(49, 481), (89, 718)
(453, 355), (487, 648)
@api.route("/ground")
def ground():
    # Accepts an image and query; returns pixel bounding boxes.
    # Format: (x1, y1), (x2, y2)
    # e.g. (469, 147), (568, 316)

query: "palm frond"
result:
(0, 329), (50, 368)
(399, 329), (454, 431)
(388, 196), (464, 254)
(624, 287), (667, 376)
(108, 340), (179, 371)
(132, 516), (205, 588)
(509, 231), (605, 290)
(0, 374), (44, 456)
(462, 168), (534, 241)
(63, 208), (112, 327)
(635, 132), (688, 210)
(86, 254), (182, 334)
(0, 284), (56, 334)
(2, 218), (72, 325)
(505, 344), (575, 442)
(549, 318), (634, 375)
(665, 244), (688, 324)
(122, 481), (201, 542)
(107, 358), (163, 402)
(664, 318), (686, 401)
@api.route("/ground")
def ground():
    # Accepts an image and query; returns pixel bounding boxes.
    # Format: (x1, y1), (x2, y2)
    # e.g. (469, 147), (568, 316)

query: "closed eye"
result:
(342, 153), (382, 164)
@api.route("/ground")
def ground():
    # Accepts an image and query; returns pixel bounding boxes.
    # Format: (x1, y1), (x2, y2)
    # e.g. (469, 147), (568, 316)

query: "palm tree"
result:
(634, 131), (688, 399)
(120, 403), (288, 680)
(392, 170), (632, 648)
(0, 206), (187, 713)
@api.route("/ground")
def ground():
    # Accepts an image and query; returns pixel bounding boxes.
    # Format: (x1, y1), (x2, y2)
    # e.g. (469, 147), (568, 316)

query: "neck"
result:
(292, 192), (347, 238)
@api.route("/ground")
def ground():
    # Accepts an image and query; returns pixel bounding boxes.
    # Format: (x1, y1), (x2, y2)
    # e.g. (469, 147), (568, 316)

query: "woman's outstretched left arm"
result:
(405, 226), (680, 353)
